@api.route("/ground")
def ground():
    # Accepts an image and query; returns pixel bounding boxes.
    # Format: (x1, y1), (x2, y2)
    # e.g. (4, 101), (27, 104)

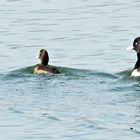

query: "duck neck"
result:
(41, 60), (48, 66)
(41, 58), (49, 66)
(134, 53), (140, 69)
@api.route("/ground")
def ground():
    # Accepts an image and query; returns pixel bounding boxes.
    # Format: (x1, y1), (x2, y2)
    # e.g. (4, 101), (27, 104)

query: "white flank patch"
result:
(131, 69), (140, 77)
(34, 67), (48, 74)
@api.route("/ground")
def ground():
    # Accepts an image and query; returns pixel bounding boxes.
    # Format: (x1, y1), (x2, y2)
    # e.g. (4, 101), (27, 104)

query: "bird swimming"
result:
(34, 49), (60, 74)
(127, 37), (140, 77)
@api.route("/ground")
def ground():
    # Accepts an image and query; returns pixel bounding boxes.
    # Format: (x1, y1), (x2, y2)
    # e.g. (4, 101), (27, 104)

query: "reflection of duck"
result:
(127, 37), (140, 77)
(34, 49), (60, 74)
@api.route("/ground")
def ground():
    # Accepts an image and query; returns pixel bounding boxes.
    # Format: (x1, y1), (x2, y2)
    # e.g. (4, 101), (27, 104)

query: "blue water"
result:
(0, 0), (140, 139)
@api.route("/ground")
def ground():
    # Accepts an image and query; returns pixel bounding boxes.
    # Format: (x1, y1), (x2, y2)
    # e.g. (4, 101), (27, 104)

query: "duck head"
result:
(127, 37), (140, 53)
(39, 49), (49, 65)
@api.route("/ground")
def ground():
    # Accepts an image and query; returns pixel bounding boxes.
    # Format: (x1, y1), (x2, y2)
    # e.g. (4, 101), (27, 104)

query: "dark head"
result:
(127, 37), (140, 69)
(127, 37), (140, 53)
(39, 49), (49, 65)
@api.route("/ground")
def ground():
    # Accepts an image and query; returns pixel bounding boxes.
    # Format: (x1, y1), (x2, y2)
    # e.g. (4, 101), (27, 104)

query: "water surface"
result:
(0, 0), (140, 140)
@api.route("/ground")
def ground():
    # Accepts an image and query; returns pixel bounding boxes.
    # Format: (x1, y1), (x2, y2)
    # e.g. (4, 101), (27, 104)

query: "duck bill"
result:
(127, 46), (134, 51)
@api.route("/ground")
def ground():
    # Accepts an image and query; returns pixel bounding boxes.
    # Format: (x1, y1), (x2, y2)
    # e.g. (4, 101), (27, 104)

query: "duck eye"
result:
(135, 42), (138, 45)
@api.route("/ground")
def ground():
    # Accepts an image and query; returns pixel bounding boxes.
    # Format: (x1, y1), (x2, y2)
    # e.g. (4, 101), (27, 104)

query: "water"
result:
(0, 0), (140, 139)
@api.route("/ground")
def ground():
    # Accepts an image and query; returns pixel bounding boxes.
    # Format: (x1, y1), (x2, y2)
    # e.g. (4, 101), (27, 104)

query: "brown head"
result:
(39, 49), (49, 65)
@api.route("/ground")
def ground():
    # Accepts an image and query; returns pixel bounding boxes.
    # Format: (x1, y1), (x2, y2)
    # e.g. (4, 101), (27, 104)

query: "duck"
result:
(127, 37), (140, 77)
(34, 49), (60, 74)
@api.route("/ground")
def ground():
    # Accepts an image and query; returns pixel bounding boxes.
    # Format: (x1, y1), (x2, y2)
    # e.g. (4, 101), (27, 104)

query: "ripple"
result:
(0, 0), (140, 139)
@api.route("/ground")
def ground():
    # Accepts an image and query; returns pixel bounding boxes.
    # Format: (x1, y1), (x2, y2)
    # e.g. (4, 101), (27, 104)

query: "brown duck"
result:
(34, 49), (60, 74)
